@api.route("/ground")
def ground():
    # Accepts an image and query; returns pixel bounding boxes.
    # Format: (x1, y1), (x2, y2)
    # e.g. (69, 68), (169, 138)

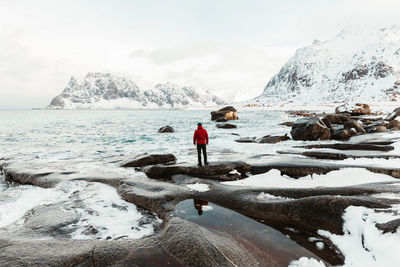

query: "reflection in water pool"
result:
(174, 199), (321, 266)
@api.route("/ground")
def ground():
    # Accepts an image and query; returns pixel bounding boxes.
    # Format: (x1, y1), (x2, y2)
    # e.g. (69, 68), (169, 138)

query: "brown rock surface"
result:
(158, 125), (175, 133)
(216, 123), (237, 129)
(290, 117), (331, 141)
(387, 119), (400, 129)
(258, 134), (290, 144)
(335, 103), (370, 115)
(211, 106), (238, 121)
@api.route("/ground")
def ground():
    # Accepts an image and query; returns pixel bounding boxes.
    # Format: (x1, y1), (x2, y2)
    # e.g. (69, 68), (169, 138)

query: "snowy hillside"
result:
(255, 25), (400, 105)
(48, 73), (227, 109)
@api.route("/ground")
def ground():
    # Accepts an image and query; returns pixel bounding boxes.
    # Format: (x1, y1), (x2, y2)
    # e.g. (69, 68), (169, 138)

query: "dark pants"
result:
(197, 144), (207, 165)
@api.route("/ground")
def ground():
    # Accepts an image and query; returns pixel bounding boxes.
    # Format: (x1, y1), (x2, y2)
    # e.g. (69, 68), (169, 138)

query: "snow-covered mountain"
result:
(48, 73), (227, 109)
(254, 25), (400, 105)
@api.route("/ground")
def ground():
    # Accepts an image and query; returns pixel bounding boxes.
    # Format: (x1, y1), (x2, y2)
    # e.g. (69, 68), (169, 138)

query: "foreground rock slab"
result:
(121, 153), (177, 168)
(143, 162), (251, 181)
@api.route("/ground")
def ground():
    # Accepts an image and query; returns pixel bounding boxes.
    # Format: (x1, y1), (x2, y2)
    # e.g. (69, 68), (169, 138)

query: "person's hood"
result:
(197, 125), (203, 130)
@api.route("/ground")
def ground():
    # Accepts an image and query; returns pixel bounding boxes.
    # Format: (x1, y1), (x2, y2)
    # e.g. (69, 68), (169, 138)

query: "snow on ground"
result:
(288, 257), (326, 267)
(222, 168), (397, 188)
(255, 192), (294, 201)
(69, 181), (161, 240)
(0, 181), (161, 240)
(318, 196), (400, 267)
(187, 183), (210, 192)
(0, 184), (68, 228)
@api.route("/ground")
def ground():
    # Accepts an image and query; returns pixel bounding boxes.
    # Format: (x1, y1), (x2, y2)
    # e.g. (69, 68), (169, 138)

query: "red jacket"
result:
(193, 125), (209, 145)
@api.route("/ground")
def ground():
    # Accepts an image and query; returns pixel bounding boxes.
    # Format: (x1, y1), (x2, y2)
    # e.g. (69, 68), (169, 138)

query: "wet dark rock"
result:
(365, 125), (388, 133)
(277, 150), (400, 160)
(215, 123), (237, 129)
(376, 218), (400, 234)
(372, 120), (390, 127)
(323, 114), (350, 125)
(2, 160), (128, 188)
(250, 163), (338, 178)
(331, 129), (354, 140)
(335, 103), (370, 115)
(321, 117), (332, 128)
(235, 137), (257, 143)
(215, 118), (228, 122)
(344, 120), (365, 133)
(161, 217), (258, 267)
(385, 107), (400, 121)
(288, 111), (317, 117)
(279, 121), (293, 127)
(299, 143), (394, 151)
(143, 162), (251, 181)
(121, 154), (177, 168)
(351, 116), (383, 122)
(257, 134), (290, 144)
(158, 125), (175, 133)
(300, 151), (347, 160)
(2, 162), (70, 188)
(387, 119), (400, 129)
(290, 117), (331, 141)
(199, 183), (399, 238)
(210, 106), (238, 121)
(367, 168), (400, 178)
(81, 225), (99, 235)
(23, 204), (81, 237)
(118, 179), (191, 219)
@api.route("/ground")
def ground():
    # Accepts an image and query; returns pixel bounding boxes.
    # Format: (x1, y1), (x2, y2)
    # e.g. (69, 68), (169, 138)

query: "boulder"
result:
(216, 123), (237, 129)
(385, 107), (400, 121)
(323, 114), (350, 125)
(290, 117), (331, 141)
(211, 106), (238, 121)
(257, 134), (290, 144)
(321, 117), (332, 128)
(279, 121), (293, 127)
(344, 120), (366, 133)
(158, 125), (174, 133)
(335, 103), (370, 115)
(121, 154), (177, 168)
(376, 218), (400, 234)
(235, 137), (257, 143)
(365, 126), (388, 133)
(387, 120), (400, 129)
(331, 130), (355, 141)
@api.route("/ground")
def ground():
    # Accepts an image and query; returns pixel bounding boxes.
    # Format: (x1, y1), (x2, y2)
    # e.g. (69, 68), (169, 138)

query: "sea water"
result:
(0, 109), (293, 239)
(0, 109), (293, 164)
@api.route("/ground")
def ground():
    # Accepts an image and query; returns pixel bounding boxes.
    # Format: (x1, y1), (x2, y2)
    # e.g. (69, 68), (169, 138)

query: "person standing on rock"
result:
(193, 123), (209, 167)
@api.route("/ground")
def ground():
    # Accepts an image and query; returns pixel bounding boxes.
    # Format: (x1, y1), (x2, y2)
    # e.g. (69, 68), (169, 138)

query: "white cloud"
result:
(0, 0), (400, 108)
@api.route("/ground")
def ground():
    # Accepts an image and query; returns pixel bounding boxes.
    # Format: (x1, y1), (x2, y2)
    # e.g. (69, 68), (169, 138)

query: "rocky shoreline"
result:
(1, 104), (400, 266)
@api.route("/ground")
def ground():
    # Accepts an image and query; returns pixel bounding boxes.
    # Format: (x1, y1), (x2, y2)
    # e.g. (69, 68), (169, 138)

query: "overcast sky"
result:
(0, 0), (399, 109)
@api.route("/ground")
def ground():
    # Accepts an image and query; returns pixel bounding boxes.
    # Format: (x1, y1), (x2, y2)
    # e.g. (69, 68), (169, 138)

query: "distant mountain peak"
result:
(254, 25), (400, 105)
(48, 73), (226, 109)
